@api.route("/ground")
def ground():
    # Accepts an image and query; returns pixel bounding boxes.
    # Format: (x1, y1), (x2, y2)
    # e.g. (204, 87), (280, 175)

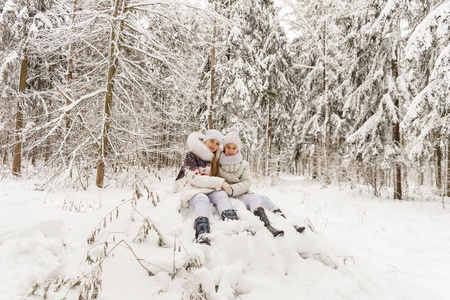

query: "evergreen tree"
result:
(402, 1), (450, 194)
(203, 0), (296, 174)
(342, 0), (415, 199)
(286, 0), (345, 182)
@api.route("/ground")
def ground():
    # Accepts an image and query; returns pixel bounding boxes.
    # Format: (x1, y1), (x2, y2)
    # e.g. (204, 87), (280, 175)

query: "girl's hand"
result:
(221, 182), (233, 196)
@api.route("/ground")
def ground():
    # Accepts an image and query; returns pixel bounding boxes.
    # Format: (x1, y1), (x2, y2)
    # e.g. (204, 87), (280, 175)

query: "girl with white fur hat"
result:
(219, 127), (305, 237)
(175, 129), (238, 245)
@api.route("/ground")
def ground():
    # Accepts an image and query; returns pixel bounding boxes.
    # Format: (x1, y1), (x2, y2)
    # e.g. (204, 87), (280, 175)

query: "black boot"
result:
(194, 217), (210, 245)
(273, 208), (286, 218)
(294, 225), (306, 233)
(273, 208), (305, 233)
(221, 209), (238, 221)
(253, 207), (284, 237)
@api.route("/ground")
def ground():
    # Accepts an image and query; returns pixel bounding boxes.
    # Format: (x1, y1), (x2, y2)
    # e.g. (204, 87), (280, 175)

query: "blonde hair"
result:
(209, 151), (220, 177)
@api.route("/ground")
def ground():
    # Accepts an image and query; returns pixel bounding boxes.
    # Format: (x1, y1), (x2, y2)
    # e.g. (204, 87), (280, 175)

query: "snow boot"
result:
(253, 207), (284, 237)
(273, 208), (286, 218)
(273, 208), (305, 233)
(294, 225), (306, 233)
(221, 209), (239, 221)
(194, 217), (210, 245)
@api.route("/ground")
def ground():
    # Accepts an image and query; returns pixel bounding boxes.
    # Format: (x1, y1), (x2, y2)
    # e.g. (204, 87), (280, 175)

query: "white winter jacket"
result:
(175, 132), (225, 206)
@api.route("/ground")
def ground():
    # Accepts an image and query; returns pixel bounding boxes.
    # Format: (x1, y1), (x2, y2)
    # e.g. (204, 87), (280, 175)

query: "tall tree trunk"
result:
(31, 68), (42, 168)
(392, 51), (402, 200)
(265, 95), (272, 177)
(312, 145), (318, 180)
(419, 157), (424, 185)
(12, 53), (28, 176)
(66, 0), (78, 130)
(96, 0), (125, 187)
(447, 140), (450, 197)
(322, 3), (330, 185)
(436, 139), (442, 191)
(309, 156), (312, 178)
(208, 0), (217, 130)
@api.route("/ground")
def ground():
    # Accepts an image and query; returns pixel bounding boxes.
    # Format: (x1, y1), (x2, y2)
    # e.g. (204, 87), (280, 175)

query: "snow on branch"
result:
(408, 115), (439, 161)
(401, 83), (433, 128)
(58, 87), (106, 113)
(346, 110), (382, 144)
(431, 43), (450, 83)
(0, 50), (18, 85)
(406, 2), (450, 60)
(381, 92), (398, 123)
(364, 0), (397, 36)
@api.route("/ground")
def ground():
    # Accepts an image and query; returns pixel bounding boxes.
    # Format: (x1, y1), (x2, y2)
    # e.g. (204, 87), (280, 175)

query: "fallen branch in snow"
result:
(305, 217), (316, 233)
(68, 240), (160, 299)
(87, 201), (124, 244)
(29, 233), (193, 299)
(323, 255), (338, 269)
(133, 216), (171, 247)
(337, 255), (356, 266)
(28, 184), (171, 298)
(87, 183), (160, 244)
(299, 252), (356, 269)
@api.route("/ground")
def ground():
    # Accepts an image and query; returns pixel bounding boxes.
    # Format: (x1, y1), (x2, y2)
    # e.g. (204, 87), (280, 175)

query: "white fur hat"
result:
(223, 127), (242, 152)
(203, 129), (224, 143)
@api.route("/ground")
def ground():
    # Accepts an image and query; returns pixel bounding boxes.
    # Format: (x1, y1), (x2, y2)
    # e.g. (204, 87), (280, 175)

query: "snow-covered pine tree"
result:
(285, 0), (345, 183)
(402, 1), (450, 195)
(342, 0), (415, 199)
(142, 4), (210, 170)
(201, 0), (296, 175)
(251, 0), (296, 176)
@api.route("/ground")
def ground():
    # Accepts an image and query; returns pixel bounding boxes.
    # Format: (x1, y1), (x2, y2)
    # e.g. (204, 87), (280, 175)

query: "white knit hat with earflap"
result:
(203, 129), (224, 144)
(223, 127), (242, 152)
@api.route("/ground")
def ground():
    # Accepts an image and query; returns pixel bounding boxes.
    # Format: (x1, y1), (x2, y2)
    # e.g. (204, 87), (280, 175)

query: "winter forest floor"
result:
(1, 169), (450, 300)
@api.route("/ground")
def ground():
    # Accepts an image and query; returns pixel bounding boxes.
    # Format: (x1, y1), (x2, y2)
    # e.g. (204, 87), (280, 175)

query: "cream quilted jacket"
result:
(219, 161), (252, 197)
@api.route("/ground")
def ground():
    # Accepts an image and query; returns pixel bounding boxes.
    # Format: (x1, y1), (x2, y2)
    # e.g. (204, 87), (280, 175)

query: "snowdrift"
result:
(0, 174), (447, 300)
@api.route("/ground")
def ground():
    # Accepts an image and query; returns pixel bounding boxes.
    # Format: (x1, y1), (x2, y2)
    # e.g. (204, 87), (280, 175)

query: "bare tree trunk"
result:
(309, 156), (312, 178)
(446, 140), (450, 197)
(392, 52), (402, 200)
(208, 0), (217, 130)
(322, 4), (330, 185)
(393, 146), (402, 199)
(312, 145), (318, 180)
(302, 158), (306, 176)
(12, 53), (28, 177)
(436, 137), (442, 191)
(265, 95), (272, 177)
(96, 0), (125, 187)
(66, 0), (78, 130)
(31, 67), (42, 168)
(419, 157), (424, 185)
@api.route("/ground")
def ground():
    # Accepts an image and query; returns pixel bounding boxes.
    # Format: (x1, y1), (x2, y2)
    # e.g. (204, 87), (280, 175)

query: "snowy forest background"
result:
(1, 0), (450, 201)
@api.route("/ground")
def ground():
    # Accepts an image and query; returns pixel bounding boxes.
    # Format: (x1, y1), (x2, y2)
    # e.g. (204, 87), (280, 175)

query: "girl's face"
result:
(205, 139), (220, 152)
(224, 143), (238, 156)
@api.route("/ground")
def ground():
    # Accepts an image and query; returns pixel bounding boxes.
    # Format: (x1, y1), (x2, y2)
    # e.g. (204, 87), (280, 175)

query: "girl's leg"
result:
(207, 190), (233, 215)
(238, 194), (264, 212)
(259, 194), (277, 211)
(189, 193), (210, 219)
(238, 194), (284, 237)
(258, 195), (305, 233)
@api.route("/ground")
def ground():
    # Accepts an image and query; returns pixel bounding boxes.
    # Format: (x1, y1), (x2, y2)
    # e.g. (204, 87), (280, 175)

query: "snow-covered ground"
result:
(1, 170), (449, 299)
